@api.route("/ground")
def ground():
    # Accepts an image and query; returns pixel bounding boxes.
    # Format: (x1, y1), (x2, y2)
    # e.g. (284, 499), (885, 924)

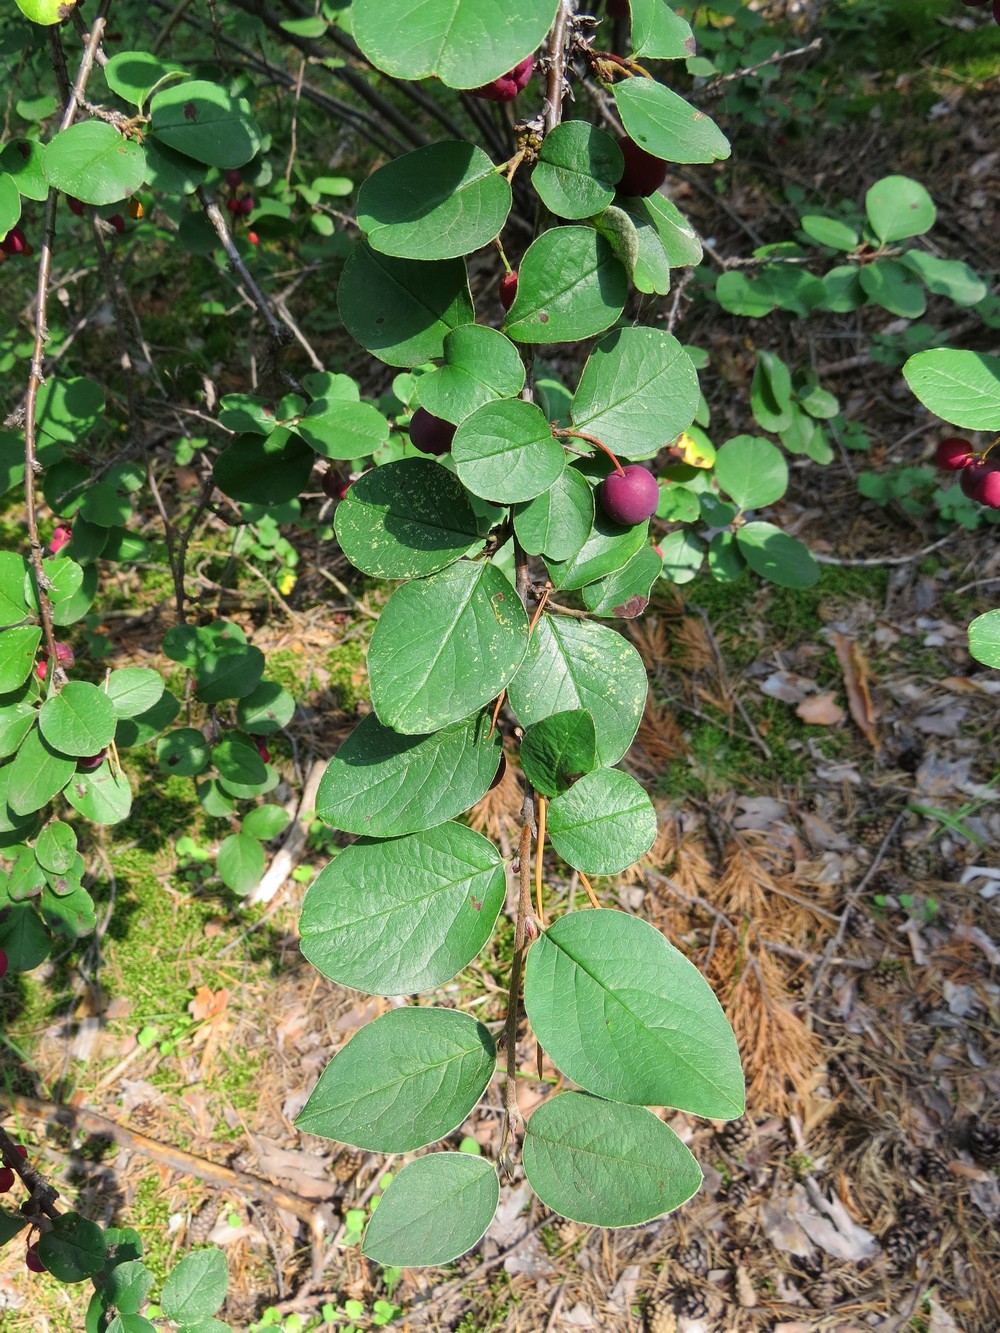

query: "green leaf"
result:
(716, 270), (777, 318)
(214, 429), (314, 505)
(900, 250), (986, 307)
(25, 556), (85, 627)
(361, 1153), (499, 1267)
(0, 140), (48, 203)
(524, 1092), (702, 1226)
(714, 435), (788, 510)
(0, 173), (21, 239)
(415, 324), (525, 424)
(531, 121), (623, 220)
(42, 122), (146, 207)
(338, 245), (474, 368)
(351, 0), (556, 87)
(969, 610), (1000, 669)
(865, 174), (936, 244)
(513, 467), (594, 561)
(819, 264), (865, 314)
(750, 350), (793, 433)
(0, 903), (50, 971)
(7, 727), (75, 815)
(545, 506), (648, 591)
(216, 833), (265, 894)
(799, 214), (858, 251)
(160, 1249), (229, 1324)
(34, 819), (77, 874)
(621, 193), (703, 269)
(115, 691), (180, 749)
(452, 399), (566, 504)
(358, 141), (511, 260)
(296, 399), (390, 460)
(103, 1260), (154, 1316)
(36, 377), (105, 447)
(581, 544), (662, 618)
(240, 804), (290, 840)
(37, 1212), (106, 1283)
(0, 551), (31, 627)
(300, 823), (506, 994)
(38, 682), (117, 758)
(0, 1205), (29, 1244)
(0, 701), (37, 760)
(213, 735), (266, 786)
(858, 259), (926, 319)
(106, 1316), (156, 1333)
(368, 561), (529, 735)
(296, 1007), (496, 1152)
(503, 227), (627, 345)
(63, 759), (133, 825)
(317, 710), (502, 838)
(507, 616), (646, 766)
(150, 81), (260, 168)
(334, 458), (481, 579)
(0, 626), (42, 693)
(0, 764), (42, 840)
(525, 910), (744, 1115)
(736, 521), (819, 589)
(157, 728), (210, 777)
(195, 647), (264, 706)
(570, 327), (699, 460)
(520, 710), (597, 798)
(104, 50), (187, 108)
(629, 0), (696, 59)
(235, 681), (295, 735)
(614, 79), (730, 165)
(40, 883), (96, 941)
(902, 349), (1000, 430)
(104, 668), (165, 719)
(14, 0), (79, 24)
(142, 136), (207, 195)
(545, 768), (656, 875)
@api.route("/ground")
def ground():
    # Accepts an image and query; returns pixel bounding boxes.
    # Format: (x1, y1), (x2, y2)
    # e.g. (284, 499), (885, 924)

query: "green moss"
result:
(323, 634), (371, 710)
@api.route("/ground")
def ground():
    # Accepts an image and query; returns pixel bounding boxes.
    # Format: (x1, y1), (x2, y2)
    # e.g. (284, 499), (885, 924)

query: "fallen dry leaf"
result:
(796, 693), (845, 726)
(832, 633), (879, 749)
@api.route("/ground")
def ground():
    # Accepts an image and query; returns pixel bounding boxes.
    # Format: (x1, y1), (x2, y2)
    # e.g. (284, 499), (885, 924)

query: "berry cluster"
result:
(934, 437), (1000, 508)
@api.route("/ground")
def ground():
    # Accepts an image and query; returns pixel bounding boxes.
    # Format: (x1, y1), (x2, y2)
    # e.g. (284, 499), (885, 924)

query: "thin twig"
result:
(696, 37), (823, 100)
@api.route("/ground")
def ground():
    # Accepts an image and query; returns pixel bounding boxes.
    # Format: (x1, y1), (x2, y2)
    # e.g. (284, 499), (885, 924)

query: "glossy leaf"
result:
(104, 668), (165, 719)
(900, 251), (986, 307)
(15, 0), (79, 23)
(0, 552), (30, 628)
(351, 0), (556, 88)
(214, 429), (315, 505)
(614, 79), (730, 164)
(0, 701), (37, 760)
(236, 681), (295, 735)
(570, 327), (699, 460)
(545, 507), (649, 591)
(37, 1212), (106, 1283)
(714, 435), (788, 510)
(160, 1248), (229, 1324)
(858, 259), (926, 319)
(34, 820), (77, 875)
(0, 140), (47, 203)
(513, 466), (594, 561)
(902, 350), (1000, 430)
(296, 399), (390, 460)
(38, 682), (117, 758)
(629, 0), (695, 59)
(63, 759), (133, 825)
(296, 1007), (496, 1152)
(0, 626), (42, 693)
(361, 1153), (499, 1267)
(865, 174), (935, 244)
(216, 833), (265, 894)
(520, 710), (597, 798)
(368, 561), (529, 734)
(545, 768), (656, 875)
(507, 616), (647, 766)
(317, 710), (502, 837)
(42, 122), (146, 207)
(524, 1093), (702, 1226)
(334, 457), (481, 579)
(338, 246), (474, 368)
(581, 544), (662, 618)
(415, 324), (525, 424)
(157, 728), (210, 777)
(524, 910), (744, 1115)
(969, 610), (1000, 669)
(241, 804), (291, 840)
(621, 193), (703, 269)
(150, 81), (260, 167)
(800, 214), (858, 251)
(503, 227), (627, 345)
(532, 121), (622, 220)
(41, 883), (96, 940)
(300, 823), (506, 994)
(7, 727), (75, 815)
(0, 904), (49, 971)
(358, 141), (511, 260)
(105, 50), (188, 107)
(453, 399), (566, 504)
(736, 522), (819, 589)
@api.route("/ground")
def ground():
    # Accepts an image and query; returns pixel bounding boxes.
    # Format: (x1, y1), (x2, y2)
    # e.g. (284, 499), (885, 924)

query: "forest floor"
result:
(2, 4), (1000, 1332)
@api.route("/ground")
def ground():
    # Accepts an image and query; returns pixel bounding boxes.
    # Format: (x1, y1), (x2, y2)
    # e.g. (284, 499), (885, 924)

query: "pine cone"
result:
(675, 1238), (708, 1278)
(968, 1120), (1000, 1166)
(808, 1277), (841, 1308)
(859, 812), (897, 847)
(723, 1177), (753, 1208)
(645, 1297), (677, 1333)
(549, 1216), (584, 1248)
(674, 1286), (709, 1319)
(900, 845), (935, 879)
(187, 1199), (221, 1246)
(718, 1117), (753, 1152)
(918, 1148), (952, 1184)
(883, 1208), (936, 1271)
(334, 1148), (365, 1182)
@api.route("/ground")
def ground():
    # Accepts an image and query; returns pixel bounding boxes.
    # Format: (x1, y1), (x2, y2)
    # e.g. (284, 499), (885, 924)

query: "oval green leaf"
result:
(34, 819), (77, 874)
(214, 429), (315, 505)
(865, 174), (936, 244)
(415, 324), (525, 425)
(453, 399), (566, 504)
(545, 505), (649, 591)
(520, 710), (597, 798)
(361, 1153), (499, 1267)
(545, 768), (656, 875)
(532, 121), (623, 220)
(63, 759), (133, 825)
(296, 399), (390, 460)
(160, 1248), (229, 1324)
(37, 1212), (106, 1283)
(614, 78), (730, 165)
(524, 909), (744, 1116)
(581, 543), (662, 618)
(150, 81), (261, 168)
(7, 726), (75, 816)
(503, 227), (627, 345)
(524, 1092), (702, 1226)
(42, 122), (146, 207)
(300, 822), (506, 994)
(216, 833), (265, 894)
(714, 435), (788, 510)
(38, 682), (117, 758)
(513, 466), (594, 561)
(296, 1007), (496, 1152)
(902, 349), (1000, 431)
(104, 668), (165, 719)
(736, 521), (819, 589)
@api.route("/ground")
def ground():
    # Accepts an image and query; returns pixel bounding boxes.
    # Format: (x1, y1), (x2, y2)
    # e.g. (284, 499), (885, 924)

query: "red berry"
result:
(471, 55), (534, 103)
(0, 947), (7, 981)
(227, 197), (240, 214)
(1, 225), (27, 256)
(238, 195), (254, 216)
(499, 269), (519, 312)
(600, 465), (660, 526)
(247, 231), (260, 246)
(967, 461), (1000, 508)
(77, 752), (106, 771)
(25, 1244), (45, 1273)
(49, 525), (72, 554)
(224, 169), (243, 188)
(616, 136), (667, 198)
(934, 436), (974, 470)
(67, 196), (85, 216)
(108, 214), (125, 234)
(255, 740), (271, 764)
(409, 408), (456, 456)
(0, 1166), (14, 1191)
(322, 469), (344, 500)
(959, 459), (992, 500)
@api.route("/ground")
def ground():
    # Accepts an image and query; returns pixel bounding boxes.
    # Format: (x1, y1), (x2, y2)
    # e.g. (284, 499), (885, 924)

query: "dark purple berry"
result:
(616, 136), (667, 197)
(409, 408), (456, 456)
(935, 437), (974, 470)
(499, 270), (518, 312)
(600, 465), (659, 526)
